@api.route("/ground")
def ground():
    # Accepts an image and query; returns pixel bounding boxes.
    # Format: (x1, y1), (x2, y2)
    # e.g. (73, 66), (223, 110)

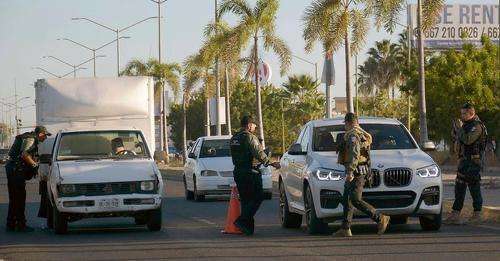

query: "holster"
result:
(357, 163), (373, 188)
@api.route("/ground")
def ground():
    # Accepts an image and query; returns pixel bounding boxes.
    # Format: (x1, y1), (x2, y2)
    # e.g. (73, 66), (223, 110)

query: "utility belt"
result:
(7, 159), (38, 181)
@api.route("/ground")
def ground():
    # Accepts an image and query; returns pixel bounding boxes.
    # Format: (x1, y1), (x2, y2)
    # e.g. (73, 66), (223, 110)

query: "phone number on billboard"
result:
(418, 26), (500, 39)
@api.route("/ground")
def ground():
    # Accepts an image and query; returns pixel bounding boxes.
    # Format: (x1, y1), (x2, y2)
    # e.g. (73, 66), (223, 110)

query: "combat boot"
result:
(377, 215), (390, 235)
(334, 228), (352, 237)
(467, 211), (482, 225)
(444, 210), (464, 225)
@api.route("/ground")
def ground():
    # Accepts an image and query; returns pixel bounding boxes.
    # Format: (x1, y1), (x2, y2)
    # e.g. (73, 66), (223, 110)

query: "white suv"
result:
(279, 117), (442, 234)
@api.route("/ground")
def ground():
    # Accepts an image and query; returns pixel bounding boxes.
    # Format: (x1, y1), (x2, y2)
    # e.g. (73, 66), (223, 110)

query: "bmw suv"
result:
(279, 117), (442, 234)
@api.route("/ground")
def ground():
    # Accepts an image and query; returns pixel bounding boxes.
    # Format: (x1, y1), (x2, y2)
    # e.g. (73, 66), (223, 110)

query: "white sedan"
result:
(183, 135), (273, 201)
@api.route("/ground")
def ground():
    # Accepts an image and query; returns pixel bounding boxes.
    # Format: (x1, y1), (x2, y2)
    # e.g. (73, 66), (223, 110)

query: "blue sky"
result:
(0, 0), (496, 127)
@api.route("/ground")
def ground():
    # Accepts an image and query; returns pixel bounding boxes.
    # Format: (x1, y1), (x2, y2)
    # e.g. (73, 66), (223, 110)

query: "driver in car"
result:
(111, 138), (135, 156)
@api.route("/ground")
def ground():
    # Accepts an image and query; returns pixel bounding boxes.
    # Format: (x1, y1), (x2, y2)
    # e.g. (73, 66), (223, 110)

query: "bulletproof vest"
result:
(230, 130), (253, 169)
(461, 119), (485, 158)
(8, 132), (37, 161)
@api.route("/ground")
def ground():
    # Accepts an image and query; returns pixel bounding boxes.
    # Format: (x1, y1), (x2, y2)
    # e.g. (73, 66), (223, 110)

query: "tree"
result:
(219, 0), (292, 147)
(121, 58), (182, 159)
(358, 40), (403, 98)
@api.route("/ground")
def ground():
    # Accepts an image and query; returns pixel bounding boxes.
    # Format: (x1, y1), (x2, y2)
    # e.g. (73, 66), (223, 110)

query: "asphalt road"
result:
(0, 168), (500, 260)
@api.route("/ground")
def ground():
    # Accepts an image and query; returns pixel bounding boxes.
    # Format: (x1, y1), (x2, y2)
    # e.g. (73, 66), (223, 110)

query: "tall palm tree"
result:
(121, 58), (182, 161)
(219, 0), (291, 147)
(303, 0), (443, 113)
(358, 40), (402, 98)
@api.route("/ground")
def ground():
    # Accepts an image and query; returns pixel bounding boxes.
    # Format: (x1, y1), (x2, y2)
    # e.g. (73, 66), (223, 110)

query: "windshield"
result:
(56, 131), (150, 160)
(199, 139), (231, 158)
(312, 124), (417, 151)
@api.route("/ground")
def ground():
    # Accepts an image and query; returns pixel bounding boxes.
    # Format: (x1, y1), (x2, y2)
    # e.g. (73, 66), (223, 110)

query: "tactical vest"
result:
(230, 130), (253, 170)
(8, 132), (38, 162)
(460, 119), (486, 160)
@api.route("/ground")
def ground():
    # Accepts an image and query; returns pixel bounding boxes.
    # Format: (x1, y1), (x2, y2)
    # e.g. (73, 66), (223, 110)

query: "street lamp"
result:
(58, 37), (129, 77)
(71, 16), (157, 76)
(42, 55), (105, 78)
(291, 54), (318, 82)
(32, 66), (87, 78)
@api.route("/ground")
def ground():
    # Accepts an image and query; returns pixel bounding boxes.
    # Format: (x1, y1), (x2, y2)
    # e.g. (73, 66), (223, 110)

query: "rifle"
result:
(451, 119), (462, 157)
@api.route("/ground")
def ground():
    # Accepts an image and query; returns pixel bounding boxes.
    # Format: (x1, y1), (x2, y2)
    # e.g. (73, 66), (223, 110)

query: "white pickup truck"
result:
(35, 77), (163, 234)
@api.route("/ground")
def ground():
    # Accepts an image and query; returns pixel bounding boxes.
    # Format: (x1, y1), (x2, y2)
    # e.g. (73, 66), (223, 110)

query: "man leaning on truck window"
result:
(5, 126), (51, 232)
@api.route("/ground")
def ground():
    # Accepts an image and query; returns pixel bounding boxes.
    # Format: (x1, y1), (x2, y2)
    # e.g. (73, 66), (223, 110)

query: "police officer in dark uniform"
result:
(446, 103), (487, 224)
(230, 115), (280, 235)
(5, 126), (51, 232)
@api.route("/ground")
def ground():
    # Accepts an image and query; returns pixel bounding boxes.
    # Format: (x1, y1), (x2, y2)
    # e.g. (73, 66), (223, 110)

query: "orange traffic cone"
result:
(221, 185), (243, 234)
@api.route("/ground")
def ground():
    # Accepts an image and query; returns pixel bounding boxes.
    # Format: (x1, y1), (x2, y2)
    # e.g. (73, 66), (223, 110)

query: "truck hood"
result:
(198, 157), (234, 171)
(57, 160), (157, 184)
(312, 149), (435, 171)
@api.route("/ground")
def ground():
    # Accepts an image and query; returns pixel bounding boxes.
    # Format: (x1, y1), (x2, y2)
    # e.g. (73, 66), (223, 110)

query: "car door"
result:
(292, 125), (311, 205)
(185, 138), (201, 190)
(285, 125), (309, 204)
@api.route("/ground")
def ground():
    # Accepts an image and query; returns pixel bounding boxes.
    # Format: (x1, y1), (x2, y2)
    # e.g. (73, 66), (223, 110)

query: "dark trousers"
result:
(452, 159), (483, 212)
(6, 162), (27, 228)
(234, 169), (264, 233)
(38, 180), (49, 218)
(341, 173), (380, 229)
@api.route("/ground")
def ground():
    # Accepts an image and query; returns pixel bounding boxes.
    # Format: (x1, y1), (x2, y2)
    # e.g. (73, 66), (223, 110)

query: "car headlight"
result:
(417, 164), (440, 178)
(140, 181), (155, 191)
(313, 168), (344, 181)
(59, 184), (76, 195)
(200, 170), (218, 177)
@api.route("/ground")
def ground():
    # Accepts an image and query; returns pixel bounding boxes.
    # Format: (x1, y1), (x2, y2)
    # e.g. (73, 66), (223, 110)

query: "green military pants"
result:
(341, 173), (380, 229)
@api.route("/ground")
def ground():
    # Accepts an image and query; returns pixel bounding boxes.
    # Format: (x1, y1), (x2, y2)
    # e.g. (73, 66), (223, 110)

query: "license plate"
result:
(98, 198), (120, 209)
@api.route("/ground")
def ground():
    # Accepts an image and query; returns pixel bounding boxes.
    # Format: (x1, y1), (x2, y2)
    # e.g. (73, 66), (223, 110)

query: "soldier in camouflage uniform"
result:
(334, 113), (390, 237)
(230, 115), (280, 235)
(445, 103), (487, 225)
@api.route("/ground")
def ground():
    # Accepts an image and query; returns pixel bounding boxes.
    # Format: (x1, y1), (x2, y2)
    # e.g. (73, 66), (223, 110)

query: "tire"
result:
(304, 185), (329, 234)
(46, 201), (54, 229)
(264, 191), (273, 200)
(135, 215), (148, 225)
(53, 206), (68, 234)
(419, 211), (442, 231)
(147, 208), (162, 231)
(390, 215), (409, 225)
(193, 176), (205, 202)
(184, 175), (194, 200)
(279, 181), (302, 229)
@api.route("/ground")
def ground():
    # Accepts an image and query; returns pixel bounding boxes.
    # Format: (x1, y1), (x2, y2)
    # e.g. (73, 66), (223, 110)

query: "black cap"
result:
(240, 115), (255, 127)
(35, 126), (52, 136)
(111, 138), (124, 149)
(461, 102), (474, 110)
(344, 112), (358, 123)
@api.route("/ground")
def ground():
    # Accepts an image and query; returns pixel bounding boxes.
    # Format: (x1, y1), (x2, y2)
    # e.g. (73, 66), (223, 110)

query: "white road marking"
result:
(192, 217), (217, 226)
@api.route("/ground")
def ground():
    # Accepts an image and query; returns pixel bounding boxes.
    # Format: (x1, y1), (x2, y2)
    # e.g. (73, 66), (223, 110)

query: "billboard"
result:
(408, 4), (499, 48)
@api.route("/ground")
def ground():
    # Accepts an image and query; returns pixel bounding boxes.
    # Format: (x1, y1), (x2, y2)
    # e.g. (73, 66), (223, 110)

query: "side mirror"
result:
(39, 154), (52, 165)
(188, 152), (197, 159)
(288, 143), (307, 155)
(422, 141), (436, 152)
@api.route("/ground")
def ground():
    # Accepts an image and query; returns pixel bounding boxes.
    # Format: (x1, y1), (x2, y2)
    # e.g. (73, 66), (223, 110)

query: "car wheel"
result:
(390, 215), (409, 225)
(279, 181), (302, 229)
(47, 201), (54, 229)
(184, 175), (194, 200)
(264, 191), (273, 200)
(53, 205), (68, 234)
(304, 185), (329, 234)
(419, 210), (442, 231)
(147, 208), (162, 231)
(193, 176), (205, 202)
(135, 215), (148, 225)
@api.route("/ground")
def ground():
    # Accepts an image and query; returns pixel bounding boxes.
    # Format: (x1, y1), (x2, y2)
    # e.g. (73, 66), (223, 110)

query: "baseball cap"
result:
(35, 126), (52, 136)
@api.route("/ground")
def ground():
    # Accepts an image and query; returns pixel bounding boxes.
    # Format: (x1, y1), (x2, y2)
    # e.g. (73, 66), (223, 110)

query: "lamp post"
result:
(291, 54), (318, 82)
(416, 0), (429, 145)
(58, 37), (128, 77)
(32, 66), (87, 78)
(71, 16), (157, 76)
(42, 55), (105, 78)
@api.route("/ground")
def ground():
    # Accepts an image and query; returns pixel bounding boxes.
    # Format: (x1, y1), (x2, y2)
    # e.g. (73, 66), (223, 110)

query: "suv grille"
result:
(384, 168), (412, 187)
(365, 169), (381, 188)
(362, 191), (416, 208)
(60, 182), (156, 197)
(219, 171), (233, 177)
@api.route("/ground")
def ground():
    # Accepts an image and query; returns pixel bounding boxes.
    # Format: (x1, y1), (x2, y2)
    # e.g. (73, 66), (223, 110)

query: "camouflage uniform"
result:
(230, 129), (270, 234)
(452, 116), (485, 212)
(339, 126), (381, 229)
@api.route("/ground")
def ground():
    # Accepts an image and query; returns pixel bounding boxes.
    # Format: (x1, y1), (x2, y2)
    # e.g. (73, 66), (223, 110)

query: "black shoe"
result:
(16, 226), (35, 232)
(234, 220), (253, 236)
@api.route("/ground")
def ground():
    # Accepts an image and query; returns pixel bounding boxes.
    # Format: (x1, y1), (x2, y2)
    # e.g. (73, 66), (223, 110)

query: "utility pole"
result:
(281, 99), (285, 154)
(14, 80), (19, 135)
(214, 0), (222, 136)
(417, 0), (428, 144)
(407, 6), (412, 131)
(355, 55), (358, 113)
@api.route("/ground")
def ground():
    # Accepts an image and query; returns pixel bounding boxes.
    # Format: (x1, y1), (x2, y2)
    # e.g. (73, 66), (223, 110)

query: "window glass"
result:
(200, 139), (231, 158)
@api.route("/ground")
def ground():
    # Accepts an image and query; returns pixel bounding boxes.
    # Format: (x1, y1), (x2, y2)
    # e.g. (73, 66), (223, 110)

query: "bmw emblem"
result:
(377, 163), (384, 169)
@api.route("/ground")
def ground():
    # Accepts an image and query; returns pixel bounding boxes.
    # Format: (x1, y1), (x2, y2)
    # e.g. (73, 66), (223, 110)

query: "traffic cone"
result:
(221, 185), (243, 234)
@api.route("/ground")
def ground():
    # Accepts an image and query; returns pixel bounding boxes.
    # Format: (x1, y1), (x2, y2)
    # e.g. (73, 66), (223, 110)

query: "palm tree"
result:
(218, 0), (291, 147)
(121, 58), (182, 161)
(358, 40), (402, 98)
(303, 0), (443, 114)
